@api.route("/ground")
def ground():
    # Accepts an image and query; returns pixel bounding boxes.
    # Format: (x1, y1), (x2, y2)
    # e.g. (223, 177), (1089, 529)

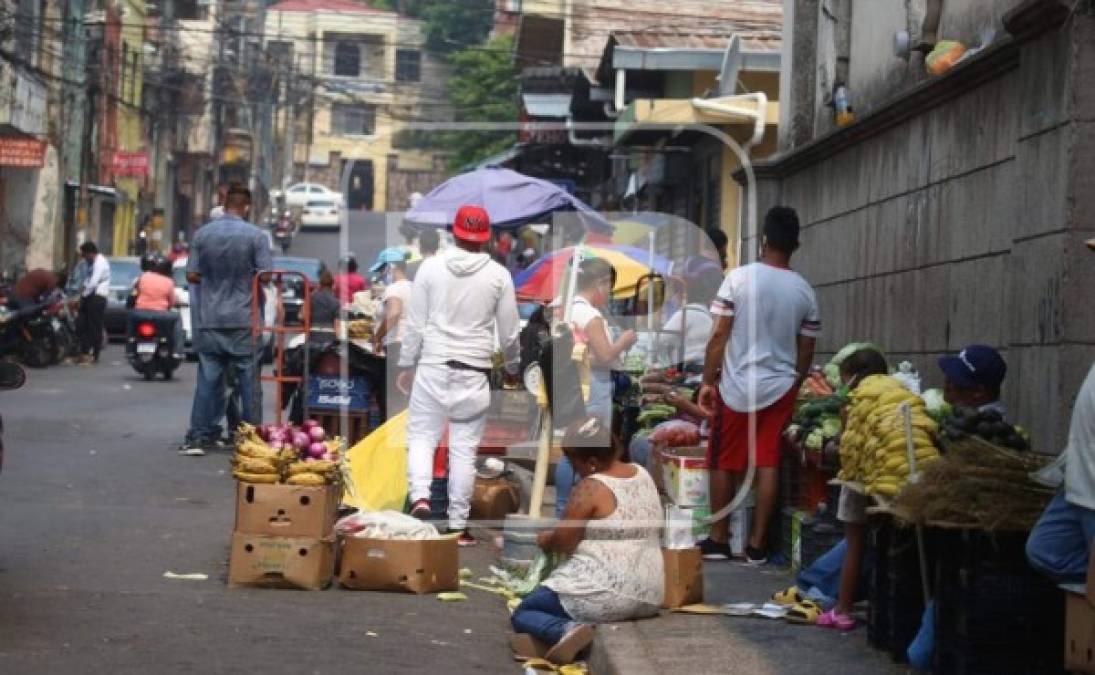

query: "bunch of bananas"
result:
(838, 375), (940, 498)
(346, 319), (372, 340)
(231, 424), (296, 483)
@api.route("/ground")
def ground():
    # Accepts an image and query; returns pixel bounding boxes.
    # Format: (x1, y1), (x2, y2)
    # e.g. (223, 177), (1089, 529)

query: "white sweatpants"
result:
(406, 363), (491, 530)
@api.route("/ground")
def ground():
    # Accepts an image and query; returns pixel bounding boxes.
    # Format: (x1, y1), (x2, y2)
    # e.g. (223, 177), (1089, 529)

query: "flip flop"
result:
(785, 599), (822, 624)
(816, 608), (856, 631)
(770, 585), (805, 607)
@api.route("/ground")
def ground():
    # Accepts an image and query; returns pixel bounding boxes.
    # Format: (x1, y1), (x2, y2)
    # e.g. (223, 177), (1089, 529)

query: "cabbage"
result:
(823, 363), (842, 388)
(804, 428), (825, 451)
(922, 388), (951, 421)
(820, 416), (842, 438)
(831, 341), (885, 366)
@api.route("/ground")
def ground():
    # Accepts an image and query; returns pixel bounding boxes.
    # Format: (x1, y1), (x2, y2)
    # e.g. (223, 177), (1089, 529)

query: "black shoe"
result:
(409, 499), (431, 520)
(743, 545), (768, 566)
(698, 537), (733, 560)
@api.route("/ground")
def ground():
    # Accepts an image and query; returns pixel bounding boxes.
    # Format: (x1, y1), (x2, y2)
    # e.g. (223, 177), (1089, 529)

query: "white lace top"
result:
(543, 466), (664, 622)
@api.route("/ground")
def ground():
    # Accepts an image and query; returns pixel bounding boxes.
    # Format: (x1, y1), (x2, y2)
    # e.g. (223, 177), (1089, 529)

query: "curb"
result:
(588, 622), (660, 675)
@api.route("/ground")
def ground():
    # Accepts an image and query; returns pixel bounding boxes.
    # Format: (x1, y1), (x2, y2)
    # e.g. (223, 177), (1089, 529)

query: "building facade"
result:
(265, 0), (450, 212)
(739, 0), (1095, 452)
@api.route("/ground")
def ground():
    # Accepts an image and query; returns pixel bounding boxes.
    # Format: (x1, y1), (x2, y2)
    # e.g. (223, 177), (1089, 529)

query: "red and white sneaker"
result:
(409, 499), (432, 520)
(457, 529), (477, 547)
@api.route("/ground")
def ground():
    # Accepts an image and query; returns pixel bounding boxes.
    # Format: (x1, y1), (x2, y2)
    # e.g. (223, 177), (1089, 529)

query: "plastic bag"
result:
(334, 510), (440, 540)
(650, 420), (701, 447)
(926, 40), (966, 76)
(891, 361), (921, 395)
(342, 409), (408, 511)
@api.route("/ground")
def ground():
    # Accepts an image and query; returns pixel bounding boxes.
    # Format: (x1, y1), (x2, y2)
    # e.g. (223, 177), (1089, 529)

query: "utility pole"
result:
(282, 57), (296, 189)
(303, 30), (316, 185)
(79, 9), (105, 250)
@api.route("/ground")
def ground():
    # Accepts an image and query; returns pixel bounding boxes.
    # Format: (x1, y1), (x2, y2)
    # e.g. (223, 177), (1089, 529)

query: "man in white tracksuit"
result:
(397, 205), (521, 546)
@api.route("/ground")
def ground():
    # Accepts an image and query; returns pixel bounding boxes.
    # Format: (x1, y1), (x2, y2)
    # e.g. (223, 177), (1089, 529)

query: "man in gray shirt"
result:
(182, 185), (272, 454)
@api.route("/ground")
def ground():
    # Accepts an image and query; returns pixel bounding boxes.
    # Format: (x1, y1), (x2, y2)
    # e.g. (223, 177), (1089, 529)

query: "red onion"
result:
(301, 419), (320, 432)
(257, 425), (273, 442)
(307, 442), (327, 459)
(308, 426), (326, 443)
(292, 431), (311, 451)
(321, 452), (337, 461)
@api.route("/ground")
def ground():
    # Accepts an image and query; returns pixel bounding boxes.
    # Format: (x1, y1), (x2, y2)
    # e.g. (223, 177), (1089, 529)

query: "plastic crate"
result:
(932, 529), (1064, 675)
(866, 517), (893, 650)
(884, 525), (927, 662)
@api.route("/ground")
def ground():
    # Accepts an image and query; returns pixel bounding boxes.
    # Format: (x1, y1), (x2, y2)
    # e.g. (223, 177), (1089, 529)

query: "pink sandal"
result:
(817, 609), (856, 631)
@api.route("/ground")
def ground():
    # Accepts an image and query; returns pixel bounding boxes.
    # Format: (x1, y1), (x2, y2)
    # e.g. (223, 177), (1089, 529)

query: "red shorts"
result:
(707, 386), (797, 472)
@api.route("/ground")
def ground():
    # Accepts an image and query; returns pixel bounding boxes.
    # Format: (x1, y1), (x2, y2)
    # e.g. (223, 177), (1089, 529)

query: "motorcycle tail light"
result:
(137, 322), (156, 338)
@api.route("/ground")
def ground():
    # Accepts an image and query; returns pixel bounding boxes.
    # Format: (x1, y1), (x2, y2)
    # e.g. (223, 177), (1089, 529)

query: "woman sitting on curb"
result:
(511, 416), (664, 664)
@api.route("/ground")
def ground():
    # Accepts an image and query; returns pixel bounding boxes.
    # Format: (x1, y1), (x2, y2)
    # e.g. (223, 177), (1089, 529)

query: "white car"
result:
(273, 183), (343, 209)
(172, 259), (277, 360)
(300, 199), (341, 228)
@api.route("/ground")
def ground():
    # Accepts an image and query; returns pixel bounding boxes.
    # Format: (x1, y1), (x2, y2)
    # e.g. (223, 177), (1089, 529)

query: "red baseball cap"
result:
(452, 205), (491, 243)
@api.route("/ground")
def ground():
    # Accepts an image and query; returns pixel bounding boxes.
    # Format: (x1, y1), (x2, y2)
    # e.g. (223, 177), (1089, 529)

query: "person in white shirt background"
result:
(554, 257), (638, 516)
(75, 241), (111, 364)
(1026, 237), (1095, 584)
(656, 256), (723, 370)
(397, 205), (521, 546)
(697, 206), (820, 564)
(370, 247), (414, 416)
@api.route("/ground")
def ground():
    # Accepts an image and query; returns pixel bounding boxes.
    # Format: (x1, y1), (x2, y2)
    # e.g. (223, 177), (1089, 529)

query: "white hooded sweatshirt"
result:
(398, 246), (521, 373)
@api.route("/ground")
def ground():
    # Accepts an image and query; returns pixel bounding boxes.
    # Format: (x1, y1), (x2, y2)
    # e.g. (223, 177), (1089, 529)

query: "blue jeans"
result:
(1026, 492), (1095, 584)
(187, 329), (261, 444)
(629, 435), (654, 472)
(511, 585), (573, 646)
(796, 538), (847, 604)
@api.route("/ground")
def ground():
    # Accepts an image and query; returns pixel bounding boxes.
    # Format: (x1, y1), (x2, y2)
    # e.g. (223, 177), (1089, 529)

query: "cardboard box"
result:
(234, 482), (340, 538)
(660, 446), (709, 507)
(1064, 554), (1095, 673)
(227, 533), (335, 590)
(338, 536), (459, 594)
(470, 476), (519, 521)
(662, 547), (704, 608)
(1066, 592), (1095, 673)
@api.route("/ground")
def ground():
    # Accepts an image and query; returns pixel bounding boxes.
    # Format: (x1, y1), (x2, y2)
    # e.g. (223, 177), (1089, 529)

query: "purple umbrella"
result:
(404, 167), (611, 233)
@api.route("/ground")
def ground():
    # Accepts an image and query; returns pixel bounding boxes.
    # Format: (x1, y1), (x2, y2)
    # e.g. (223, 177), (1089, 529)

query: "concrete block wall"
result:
(745, 6), (1095, 452)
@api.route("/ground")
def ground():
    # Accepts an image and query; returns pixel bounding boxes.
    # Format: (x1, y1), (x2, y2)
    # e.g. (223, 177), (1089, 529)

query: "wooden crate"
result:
(307, 408), (373, 445)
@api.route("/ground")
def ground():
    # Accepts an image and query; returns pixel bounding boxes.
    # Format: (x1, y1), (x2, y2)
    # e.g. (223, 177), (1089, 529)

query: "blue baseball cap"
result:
(369, 247), (407, 273)
(938, 344), (1007, 390)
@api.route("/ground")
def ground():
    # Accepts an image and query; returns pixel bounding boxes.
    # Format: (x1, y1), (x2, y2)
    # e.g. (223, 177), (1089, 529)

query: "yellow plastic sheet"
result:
(342, 410), (408, 511)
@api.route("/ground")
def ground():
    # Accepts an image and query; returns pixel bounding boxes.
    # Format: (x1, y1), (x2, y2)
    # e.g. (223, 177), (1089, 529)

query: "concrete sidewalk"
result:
(588, 561), (903, 675)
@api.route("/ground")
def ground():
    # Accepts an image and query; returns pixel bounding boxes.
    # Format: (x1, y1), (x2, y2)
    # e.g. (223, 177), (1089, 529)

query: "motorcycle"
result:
(274, 210), (294, 253)
(125, 310), (182, 380)
(0, 360), (27, 475)
(0, 299), (60, 368)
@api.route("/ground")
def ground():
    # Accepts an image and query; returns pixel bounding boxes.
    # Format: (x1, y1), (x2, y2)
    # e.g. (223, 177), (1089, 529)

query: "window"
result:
(396, 49), (421, 83)
(333, 42), (360, 77)
(309, 186), (325, 193)
(331, 104), (376, 136)
(268, 40), (293, 67)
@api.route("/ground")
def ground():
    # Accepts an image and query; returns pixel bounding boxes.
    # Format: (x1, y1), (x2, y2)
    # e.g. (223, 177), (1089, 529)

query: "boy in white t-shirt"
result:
(697, 207), (820, 564)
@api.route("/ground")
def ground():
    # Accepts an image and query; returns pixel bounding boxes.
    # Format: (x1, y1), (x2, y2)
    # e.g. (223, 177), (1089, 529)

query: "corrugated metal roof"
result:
(267, 0), (389, 14)
(611, 29), (781, 52)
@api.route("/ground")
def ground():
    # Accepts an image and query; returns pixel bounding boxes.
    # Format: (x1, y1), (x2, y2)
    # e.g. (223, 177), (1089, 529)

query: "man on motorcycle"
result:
(129, 254), (184, 359)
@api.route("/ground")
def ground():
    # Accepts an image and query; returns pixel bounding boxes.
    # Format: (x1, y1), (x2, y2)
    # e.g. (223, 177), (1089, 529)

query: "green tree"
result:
(443, 34), (518, 171)
(366, 0), (493, 54)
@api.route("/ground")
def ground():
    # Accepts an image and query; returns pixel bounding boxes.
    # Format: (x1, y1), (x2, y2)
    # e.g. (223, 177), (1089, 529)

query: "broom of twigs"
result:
(892, 434), (1055, 531)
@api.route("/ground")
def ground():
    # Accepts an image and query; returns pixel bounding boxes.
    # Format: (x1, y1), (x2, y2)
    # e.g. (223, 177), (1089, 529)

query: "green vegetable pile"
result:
(790, 394), (846, 451)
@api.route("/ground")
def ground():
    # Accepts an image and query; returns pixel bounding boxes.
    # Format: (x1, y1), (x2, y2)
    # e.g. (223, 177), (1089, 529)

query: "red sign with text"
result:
(112, 151), (149, 177)
(0, 138), (46, 168)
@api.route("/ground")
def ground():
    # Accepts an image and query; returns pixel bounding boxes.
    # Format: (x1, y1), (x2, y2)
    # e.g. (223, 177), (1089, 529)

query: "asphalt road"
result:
(0, 348), (512, 674)
(283, 211), (401, 272)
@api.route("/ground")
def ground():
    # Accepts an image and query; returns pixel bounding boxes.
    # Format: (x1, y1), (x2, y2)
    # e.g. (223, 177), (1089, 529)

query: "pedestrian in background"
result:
(371, 247), (413, 417)
(334, 254), (366, 304)
(398, 205), (521, 546)
(407, 228), (439, 281)
(182, 185), (272, 455)
(75, 241), (110, 365)
(310, 269), (340, 327)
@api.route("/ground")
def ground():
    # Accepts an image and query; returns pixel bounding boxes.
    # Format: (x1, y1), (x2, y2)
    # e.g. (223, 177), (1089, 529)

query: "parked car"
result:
(300, 199), (341, 229)
(104, 256), (142, 339)
(271, 183), (343, 209)
(272, 256), (326, 324)
(172, 258), (277, 360)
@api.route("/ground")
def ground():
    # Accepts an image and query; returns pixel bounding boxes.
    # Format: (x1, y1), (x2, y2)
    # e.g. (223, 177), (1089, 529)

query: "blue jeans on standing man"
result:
(511, 585), (574, 646)
(186, 328), (261, 445)
(1026, 492), (1095, 584)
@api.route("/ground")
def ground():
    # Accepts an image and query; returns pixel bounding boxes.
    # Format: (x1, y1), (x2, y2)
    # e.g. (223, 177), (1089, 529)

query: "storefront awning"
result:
(64, 180), (122, 200)
(521, 93), (573, 118)
(614, 95), (780, 146)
